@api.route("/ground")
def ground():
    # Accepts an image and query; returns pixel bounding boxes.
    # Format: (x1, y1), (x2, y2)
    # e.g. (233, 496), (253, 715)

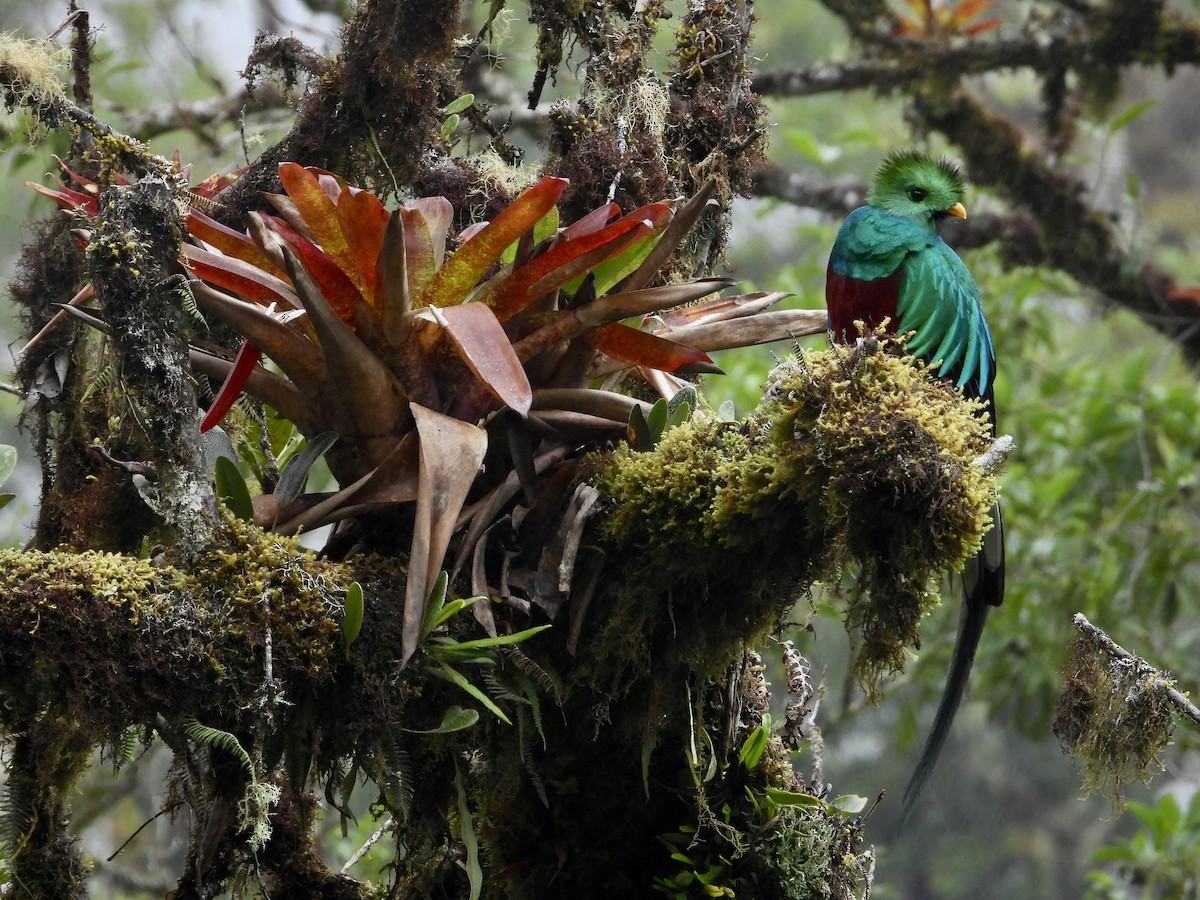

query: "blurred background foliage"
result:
(1, 0), (1198, 897)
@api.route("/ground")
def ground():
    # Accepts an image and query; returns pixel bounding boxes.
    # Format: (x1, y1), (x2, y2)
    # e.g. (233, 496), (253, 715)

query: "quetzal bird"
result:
(825, 150), (1005, 826)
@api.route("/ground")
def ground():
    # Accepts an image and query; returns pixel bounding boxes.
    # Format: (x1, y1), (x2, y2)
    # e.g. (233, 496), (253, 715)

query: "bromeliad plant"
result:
(33, 161), (822, 662)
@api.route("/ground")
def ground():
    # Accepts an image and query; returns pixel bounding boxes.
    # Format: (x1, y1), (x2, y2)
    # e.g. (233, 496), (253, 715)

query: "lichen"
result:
(0, 32), (69, 109)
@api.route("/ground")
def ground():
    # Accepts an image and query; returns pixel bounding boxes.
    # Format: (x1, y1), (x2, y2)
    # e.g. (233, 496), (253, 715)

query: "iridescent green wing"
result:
(896, 236), (994, 399)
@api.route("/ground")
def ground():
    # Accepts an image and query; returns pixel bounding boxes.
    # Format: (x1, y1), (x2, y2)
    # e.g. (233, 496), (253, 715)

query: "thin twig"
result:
(340, 815), (393, 874)
(1073, 613), (1200, 728)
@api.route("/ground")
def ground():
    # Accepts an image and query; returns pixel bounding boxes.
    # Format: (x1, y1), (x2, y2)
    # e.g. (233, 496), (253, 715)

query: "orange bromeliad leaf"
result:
(398, 199), (457, 302)
(484, 214), (655, 321)
(187, 207), (285, 278)
(278, 162), (371, 299)
(418, 176), (569, 308)
(27, 178), (97, 214)
(336, 188), (390, 307)
(584, 322), (720, 374)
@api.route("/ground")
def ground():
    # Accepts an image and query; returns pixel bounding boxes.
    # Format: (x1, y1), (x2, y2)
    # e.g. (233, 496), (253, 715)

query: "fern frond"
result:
(517, 708), (549, 808)
(0, 777), (34, 860)
(503, 646), (562, 705)
(79, 363), (117, 406)
(372, 740), (414, 821)
(183, 716), (256, 783)
(523, 678), (547, 750)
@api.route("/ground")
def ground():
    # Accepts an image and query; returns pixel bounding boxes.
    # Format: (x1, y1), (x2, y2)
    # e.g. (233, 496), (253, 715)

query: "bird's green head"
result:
(867, 150), (967, 230)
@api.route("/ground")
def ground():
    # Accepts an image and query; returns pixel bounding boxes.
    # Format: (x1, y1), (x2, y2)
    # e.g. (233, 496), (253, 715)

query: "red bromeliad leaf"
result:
(484, 214), (655, 320)
(436, 302), (532, 416)
(262, 214), (364, 325)
(418, 176), (569, 308)
(584, 322), (719, 374)
(567, 202), (674, 295)
(27, 179), (97, 214)
(399, 206), (438, 301)
(189, 170), (239, 197)
(278, 163), (371, 299)
(181, 245), (300, 308)
(336, 189), (390, 306)
(408, 197), (454, 270)
(201, 340), (263, 432)
(187, 208), (285, 277)
(559, 202), (619, 241)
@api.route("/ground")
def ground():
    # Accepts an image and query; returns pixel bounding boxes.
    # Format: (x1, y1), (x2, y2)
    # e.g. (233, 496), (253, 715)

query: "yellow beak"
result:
(947, 202), (967, 219)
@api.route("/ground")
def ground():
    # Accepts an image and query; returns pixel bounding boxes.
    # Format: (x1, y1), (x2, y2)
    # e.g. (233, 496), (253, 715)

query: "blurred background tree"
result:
(0, 0), (1198, 897)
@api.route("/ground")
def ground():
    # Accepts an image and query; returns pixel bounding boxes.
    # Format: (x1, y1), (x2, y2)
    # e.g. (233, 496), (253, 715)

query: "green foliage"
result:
(652, 669), (870, 900)
(0, 444), (16, 512)
(420, 571), (551, 726)
(454, 760), (483, 900)
(1087, 793), (1200, 899)
(183, 716), (257, 783)
(214, 454), (254, 522)
(342, 581), (364, 648)
(629, 385), (698, 449)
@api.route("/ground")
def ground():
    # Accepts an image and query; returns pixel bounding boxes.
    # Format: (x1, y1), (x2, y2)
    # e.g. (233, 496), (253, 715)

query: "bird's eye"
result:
(908, 188), (926, 202)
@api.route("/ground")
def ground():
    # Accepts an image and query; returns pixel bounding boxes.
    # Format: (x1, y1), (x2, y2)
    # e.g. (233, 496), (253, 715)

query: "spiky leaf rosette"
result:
(30, 160), (824, 660)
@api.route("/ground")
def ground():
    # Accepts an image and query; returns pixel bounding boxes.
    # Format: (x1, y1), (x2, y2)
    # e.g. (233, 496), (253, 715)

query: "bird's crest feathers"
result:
(868, 151), (966, 229)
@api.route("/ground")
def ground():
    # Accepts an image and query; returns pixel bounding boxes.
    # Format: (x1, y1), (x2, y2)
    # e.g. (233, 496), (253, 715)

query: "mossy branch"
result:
(1053, 612), (1199, 808)
(593, 341), (1001, 699)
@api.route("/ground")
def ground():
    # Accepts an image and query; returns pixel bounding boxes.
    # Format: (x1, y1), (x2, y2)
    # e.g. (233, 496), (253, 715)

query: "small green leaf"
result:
(1109, 99), (1159, 134)
(0, 494), (14, 512)
(738, 724), (768, 771)
(717, 400), (736, 422)
(666, 384), (697, 419)
(646, 398), (669, 443)
(1125, 170), (1141, 201)
(0, 445), (16, 488)
(441, 93), (475, 115)
(342, 582), (364, 648)
(440, 113), (461, 139)
(440, 624), (551, 652)
(500, 206), (560, 265)
(629, 404), (652, 449)
(454, 761), (483, 900)
(214, 455), (254, 522)
(760, 786), (823, 808)
(831, 794), (869, 815)
(405, 704), (480, 734)
(275, 432), (339, 506)
(427, 595), (483, 635)
(420, 571), (452, 642)
(430, 663), (512, 724)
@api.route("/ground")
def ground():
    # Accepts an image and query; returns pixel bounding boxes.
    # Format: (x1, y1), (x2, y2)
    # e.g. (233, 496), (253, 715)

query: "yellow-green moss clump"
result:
(1053, 628), (1178, 806)
(594, 342), (999, 696)
(0, 512), (347, 739)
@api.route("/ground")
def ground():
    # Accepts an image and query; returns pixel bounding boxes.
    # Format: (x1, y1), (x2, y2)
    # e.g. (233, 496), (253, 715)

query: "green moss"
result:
(594, 342), (999, 697)
(1053, 629), (1178, 807)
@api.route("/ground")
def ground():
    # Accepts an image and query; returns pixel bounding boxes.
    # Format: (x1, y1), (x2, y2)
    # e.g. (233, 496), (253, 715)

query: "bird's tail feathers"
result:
(898, 588), (991, 831)
(964, 501), (1005, 609)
